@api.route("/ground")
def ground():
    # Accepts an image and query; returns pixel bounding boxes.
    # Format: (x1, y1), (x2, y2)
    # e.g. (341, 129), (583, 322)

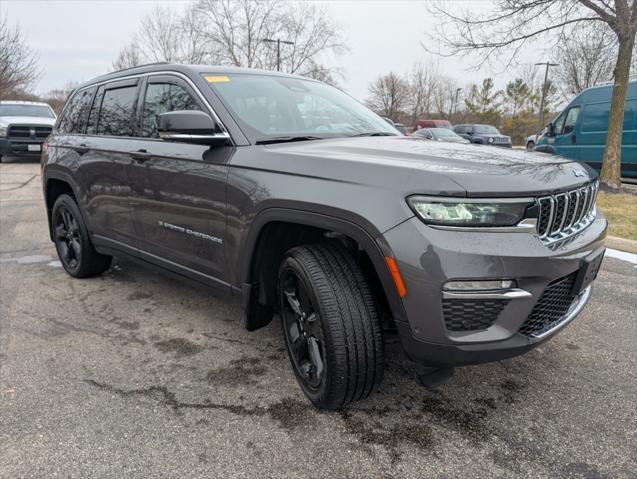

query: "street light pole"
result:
(452, 87), (462, 121)
(535, 62), (559, 131)
(263, 38), (295, 72)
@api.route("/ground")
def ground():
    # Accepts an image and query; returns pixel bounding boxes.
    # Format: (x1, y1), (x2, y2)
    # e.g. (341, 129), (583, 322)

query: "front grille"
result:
(493, 137), (510, 145)
(537, 182), (598, 243)
(519, 274), (577, 337)
(443, 299), (509, 331)
(8, 125), (52, 139)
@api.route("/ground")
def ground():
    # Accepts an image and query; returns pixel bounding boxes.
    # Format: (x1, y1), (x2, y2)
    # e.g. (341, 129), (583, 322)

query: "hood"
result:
(0, 116), (56, 127)
(260, 136), (595, 197)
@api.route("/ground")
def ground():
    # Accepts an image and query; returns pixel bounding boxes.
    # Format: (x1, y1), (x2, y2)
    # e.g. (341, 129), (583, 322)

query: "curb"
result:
(606, 235), (637, 254)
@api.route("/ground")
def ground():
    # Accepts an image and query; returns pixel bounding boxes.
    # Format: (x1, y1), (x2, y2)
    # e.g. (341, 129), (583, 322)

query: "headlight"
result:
(488, 137), (494, 143)
(0, 126), (7, 137)
(407, 196), (532, 227)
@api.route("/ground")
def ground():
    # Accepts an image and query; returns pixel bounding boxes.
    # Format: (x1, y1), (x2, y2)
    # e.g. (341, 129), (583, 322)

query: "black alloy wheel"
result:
(280, 267), (325, 389)
(54, 204), (82, 271)
(51, 194), (111, 278)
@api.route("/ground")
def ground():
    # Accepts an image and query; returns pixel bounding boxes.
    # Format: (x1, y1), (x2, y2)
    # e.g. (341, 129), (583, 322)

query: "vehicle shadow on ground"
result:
(60, 255), (610, 476)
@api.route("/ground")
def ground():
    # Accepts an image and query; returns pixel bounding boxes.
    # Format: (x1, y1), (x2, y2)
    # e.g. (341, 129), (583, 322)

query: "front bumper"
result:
(382, 213), (607, 366)
(0, 138), (44, 156)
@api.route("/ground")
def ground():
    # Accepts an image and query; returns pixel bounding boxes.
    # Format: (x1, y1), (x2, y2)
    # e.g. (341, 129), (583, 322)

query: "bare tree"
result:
(191, 0), (344, 74)
(276, 2), (346, 75)
(432, 76), (460, 120)
(112, 4), (213, 71)
(553, 22), (616, 96)
(427, 0), (637, 189)
(407, 61), (440, 125)
(193, 0), (281, 68)
(366, 72), (410, 121)
(0, 15), (39, 100)
(112, 42), (143, 71)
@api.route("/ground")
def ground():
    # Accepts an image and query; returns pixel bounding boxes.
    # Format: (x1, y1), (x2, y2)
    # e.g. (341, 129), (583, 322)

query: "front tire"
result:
(52, 194), (111, 278)
(279, 241), (384, 410)
(526, 141), (535, 151)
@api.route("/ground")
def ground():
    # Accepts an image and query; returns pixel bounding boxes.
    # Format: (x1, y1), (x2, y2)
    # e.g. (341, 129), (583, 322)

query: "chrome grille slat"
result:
(536, 182), (598, 244)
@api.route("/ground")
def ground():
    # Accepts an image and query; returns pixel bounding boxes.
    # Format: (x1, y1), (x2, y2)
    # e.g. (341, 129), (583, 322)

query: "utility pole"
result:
(535, 62), (559, 131)
(452, 87), (462, 121)
(263, 38), (295, 72)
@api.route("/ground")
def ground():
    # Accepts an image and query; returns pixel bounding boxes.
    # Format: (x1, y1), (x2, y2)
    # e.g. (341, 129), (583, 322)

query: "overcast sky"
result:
(2, 0), (545, 101)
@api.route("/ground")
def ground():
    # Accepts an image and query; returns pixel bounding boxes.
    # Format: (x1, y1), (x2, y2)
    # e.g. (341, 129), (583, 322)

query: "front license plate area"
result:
(573, 249), (605, 294)
(27, 144), (41, 152)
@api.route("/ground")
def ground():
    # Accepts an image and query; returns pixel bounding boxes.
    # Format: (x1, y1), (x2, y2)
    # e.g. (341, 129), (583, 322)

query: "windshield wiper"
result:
(255, 135), (325, 145)
(349, 131), (398, 137)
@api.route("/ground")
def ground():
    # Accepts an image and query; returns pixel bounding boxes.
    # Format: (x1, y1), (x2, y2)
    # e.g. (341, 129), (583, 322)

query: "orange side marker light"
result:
(385, 256), (407, 298)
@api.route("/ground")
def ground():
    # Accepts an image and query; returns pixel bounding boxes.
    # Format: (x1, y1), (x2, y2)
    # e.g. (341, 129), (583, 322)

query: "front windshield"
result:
(0, 104), (55, 118)
(473, 125), (499, 134)
(204, 74), (398, 141)
(433, 129), (462, 139)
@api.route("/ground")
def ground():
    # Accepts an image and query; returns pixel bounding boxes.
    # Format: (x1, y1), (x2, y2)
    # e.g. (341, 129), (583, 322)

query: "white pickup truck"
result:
(0, 101), (57, 162)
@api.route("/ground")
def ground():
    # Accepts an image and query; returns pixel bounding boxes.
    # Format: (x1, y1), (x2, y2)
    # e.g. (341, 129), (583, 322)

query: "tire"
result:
(278, 241), (384, 410)
(52, 194), (111, 278)
(526, 141), (535, 151)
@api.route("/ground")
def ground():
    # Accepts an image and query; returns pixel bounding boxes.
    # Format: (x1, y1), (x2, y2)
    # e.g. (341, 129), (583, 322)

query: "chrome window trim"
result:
(58, 70), (229, 135)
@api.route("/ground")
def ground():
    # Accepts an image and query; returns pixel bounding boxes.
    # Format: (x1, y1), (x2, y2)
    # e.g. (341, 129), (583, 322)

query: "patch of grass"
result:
(596, 191), (637, 241)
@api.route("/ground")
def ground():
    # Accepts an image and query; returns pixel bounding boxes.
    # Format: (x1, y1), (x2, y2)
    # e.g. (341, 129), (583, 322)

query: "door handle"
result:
(130, 149), (152, 161)
(74, 143), (89, 154)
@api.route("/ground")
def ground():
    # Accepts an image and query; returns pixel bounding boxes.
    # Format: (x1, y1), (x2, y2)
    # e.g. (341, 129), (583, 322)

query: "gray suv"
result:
(42, 64), (606, 410)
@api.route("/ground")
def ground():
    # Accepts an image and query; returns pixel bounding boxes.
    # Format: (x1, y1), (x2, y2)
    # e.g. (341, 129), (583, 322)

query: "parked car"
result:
(393, 123), (408, 135)
(0, 101), (57, 162)
(415, 119), (453, 130)
(535, 79), (636, 179)
(453, 124), (512, 147)
(42, 64), (606, 410)
(526, 128), (547, 151)
(412, 127), (469, 144)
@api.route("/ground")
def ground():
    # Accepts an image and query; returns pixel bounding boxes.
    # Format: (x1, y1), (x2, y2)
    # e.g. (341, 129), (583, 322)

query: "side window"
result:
(553, 112), (566, 135)
(561, 106), (580, 135)
(96, 86), (138, 137)
(58, 87), (95, 134)
(142, 82), (201, 138)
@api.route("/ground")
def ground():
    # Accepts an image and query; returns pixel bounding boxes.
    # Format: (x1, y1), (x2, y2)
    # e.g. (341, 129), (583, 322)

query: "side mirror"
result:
(547, 122), (555, 137)
(158, 110), (230, 146)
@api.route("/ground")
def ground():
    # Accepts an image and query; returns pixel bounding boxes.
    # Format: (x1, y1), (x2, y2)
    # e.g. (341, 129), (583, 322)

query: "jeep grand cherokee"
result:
(42, 64), (606, 410)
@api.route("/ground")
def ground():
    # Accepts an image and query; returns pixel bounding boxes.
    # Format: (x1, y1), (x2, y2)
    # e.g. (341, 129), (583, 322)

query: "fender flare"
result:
(42, 169), (92, 240)
(240, 207), (408, 324)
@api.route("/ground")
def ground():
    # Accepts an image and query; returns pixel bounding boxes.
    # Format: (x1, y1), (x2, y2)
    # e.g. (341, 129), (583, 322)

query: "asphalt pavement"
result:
(1, 159), (636, 478)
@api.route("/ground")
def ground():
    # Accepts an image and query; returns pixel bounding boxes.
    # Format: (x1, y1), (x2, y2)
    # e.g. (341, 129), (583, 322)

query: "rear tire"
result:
(526, 141), (535, 151)
(279, 241), (384, 410)
(52, 194), (111, 278)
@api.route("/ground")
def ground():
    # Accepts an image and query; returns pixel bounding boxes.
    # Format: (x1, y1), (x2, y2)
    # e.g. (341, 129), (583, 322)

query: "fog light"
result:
(443, 279), (516, 291)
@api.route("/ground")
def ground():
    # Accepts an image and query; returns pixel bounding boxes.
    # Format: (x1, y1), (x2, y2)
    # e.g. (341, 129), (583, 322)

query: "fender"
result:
(239, 207), (408, 327)
(533, 144), (557, 155)
(42, 168), (94, 241)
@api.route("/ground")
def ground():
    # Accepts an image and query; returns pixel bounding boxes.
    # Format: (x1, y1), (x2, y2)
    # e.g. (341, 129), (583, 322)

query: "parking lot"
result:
(1, 159), (635, 478)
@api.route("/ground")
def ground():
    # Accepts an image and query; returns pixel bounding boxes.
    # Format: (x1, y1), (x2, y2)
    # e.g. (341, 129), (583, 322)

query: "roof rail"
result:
(111, 61), (171, 74)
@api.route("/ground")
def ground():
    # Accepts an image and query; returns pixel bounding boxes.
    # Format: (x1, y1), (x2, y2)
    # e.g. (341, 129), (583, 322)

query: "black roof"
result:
(83, 63), (308, 88)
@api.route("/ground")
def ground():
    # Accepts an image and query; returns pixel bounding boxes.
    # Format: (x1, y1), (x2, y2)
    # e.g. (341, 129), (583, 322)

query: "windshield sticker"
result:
(205, 75), (231, 83)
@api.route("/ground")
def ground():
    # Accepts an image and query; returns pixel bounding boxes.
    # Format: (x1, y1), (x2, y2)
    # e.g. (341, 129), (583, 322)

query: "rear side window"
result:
(96, 86), (138, 137)
(58, 87), (96, 134)
(142, 82), (200, 138)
